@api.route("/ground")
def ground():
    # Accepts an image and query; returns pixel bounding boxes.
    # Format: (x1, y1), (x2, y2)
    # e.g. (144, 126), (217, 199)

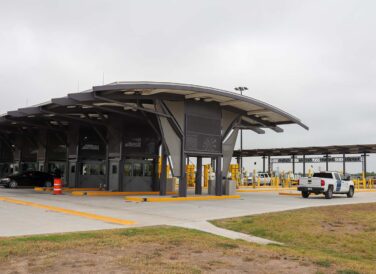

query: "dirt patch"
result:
(0, 226), (328, 274)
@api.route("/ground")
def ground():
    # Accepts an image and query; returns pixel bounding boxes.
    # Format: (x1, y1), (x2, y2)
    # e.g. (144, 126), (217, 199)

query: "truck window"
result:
(334, 173), (341, 180)
(313, 173), (333, 179)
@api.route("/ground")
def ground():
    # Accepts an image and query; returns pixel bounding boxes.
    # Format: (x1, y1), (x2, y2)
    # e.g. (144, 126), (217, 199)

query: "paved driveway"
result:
(0, 188), (375, 237)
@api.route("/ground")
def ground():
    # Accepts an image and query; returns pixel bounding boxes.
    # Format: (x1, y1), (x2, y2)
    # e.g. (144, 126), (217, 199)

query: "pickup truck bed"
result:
(298, 172), (354, 199)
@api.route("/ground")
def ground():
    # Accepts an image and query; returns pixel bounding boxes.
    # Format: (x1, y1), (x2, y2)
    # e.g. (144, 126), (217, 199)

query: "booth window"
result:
(133, 163), (143, 176)
(124, 163), (132, 176)
(144, 162), (153, 177)
(112, 165), (118, 174)
(81, 163), (106, 175)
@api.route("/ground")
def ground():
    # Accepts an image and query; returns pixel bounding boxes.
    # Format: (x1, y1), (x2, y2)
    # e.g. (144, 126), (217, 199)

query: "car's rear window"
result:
(312, 173), (333, 179)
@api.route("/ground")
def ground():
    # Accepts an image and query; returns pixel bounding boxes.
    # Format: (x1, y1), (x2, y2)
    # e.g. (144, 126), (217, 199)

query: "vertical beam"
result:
(179, 152), (187, 197)
(268, 156), (271, 174)
(303, 155), (306, 176)
(262, 156), (266, 173)
(326, 154), (329, 171)
(195, 157), (202, 195)
(292, 155), (296, 174)
(343, 154), (346, 175)
(160, 145), (167, 196)
(363, 152), (367, 177)
(215, 156), (222, 196)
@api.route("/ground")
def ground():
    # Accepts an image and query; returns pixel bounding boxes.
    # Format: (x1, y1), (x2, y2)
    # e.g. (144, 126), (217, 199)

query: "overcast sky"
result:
(0, 0), (375, 173)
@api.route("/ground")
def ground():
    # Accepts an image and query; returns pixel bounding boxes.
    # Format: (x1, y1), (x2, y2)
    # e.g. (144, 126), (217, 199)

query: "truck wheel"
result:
(9, 180), (18, 189)
(347, 186), (354, 198)
(302, 191), (310, 198)
(325, 186), (333, 199)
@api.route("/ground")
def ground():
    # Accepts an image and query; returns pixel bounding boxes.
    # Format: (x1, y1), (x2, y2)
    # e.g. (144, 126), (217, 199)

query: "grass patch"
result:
(212, 203), (376, 274)
(315, 259), (332, 267)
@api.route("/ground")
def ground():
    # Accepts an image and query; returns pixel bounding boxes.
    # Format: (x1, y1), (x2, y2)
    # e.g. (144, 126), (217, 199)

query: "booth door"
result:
(123, 160), (153, 192)
(78, 161), (106, 188)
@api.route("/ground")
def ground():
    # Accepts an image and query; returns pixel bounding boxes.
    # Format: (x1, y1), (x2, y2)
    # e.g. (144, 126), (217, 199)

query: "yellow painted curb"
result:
(0, 197), (135, 225)
(355, 189), (376, 192)
(34, 187), (100, 193)
(237, 188), (296, 193)
(278, 192), (301, 196)
(72, 191), (177, 196)
(125, 195), (241, 203)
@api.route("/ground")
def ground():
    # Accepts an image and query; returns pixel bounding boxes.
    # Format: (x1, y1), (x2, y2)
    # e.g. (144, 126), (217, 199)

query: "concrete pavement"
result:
(0, 187), (375, 240)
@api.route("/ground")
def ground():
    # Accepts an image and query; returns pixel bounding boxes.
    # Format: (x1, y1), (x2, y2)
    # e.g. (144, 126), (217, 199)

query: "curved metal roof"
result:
(0, 81), (308, 133)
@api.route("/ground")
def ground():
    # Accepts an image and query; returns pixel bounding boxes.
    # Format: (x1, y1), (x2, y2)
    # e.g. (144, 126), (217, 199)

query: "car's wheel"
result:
(325, 186), (333, 199)
(9, 180), (18, 189)
(347, 186), (354, 198)
(44, 181), (52, 188)
(302, 191), (310, 198)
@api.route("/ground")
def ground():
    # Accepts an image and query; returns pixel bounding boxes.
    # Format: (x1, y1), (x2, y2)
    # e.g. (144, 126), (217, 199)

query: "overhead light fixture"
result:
(194, 97), (200, 101)
(123, 91), (135, 95)
(204, 98), (213, 102)
(67, 105), (76, 109)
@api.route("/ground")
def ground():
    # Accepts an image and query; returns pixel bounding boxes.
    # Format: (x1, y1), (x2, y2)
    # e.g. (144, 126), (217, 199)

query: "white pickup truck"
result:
(298, 172), (354, 199)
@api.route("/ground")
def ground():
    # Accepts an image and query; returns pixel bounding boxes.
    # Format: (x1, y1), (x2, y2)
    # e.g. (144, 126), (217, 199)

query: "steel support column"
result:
(326, 154), (329, 171)
(179, 153), (187, 197)
(215, 156), (222, 196)
(195, 157), (202, 195)
(262, 156), (266, 173)
(303, 155), (306, 177)
(292, 155), (296, 174)
(268, 156), (271, 174)
(363, 152), (367, 177)
(160, 145), (167, 196)
(343, 154), (346, 175)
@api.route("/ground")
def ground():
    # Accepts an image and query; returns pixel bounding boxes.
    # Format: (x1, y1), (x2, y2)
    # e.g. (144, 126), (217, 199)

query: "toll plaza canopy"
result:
(234, 144), (376, 176)
(234, 144), (376, 157)
(0, 81), (308, 196)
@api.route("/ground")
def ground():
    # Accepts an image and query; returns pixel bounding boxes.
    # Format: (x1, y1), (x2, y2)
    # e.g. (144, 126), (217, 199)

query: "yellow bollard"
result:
(203, 164), (210, 187)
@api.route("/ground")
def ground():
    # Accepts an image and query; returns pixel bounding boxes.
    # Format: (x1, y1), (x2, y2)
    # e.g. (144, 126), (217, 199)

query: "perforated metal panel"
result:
(185, 101), (222, 154)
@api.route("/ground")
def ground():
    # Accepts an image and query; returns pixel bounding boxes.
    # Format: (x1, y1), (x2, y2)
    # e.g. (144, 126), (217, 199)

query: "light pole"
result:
(234, 86), (248, 183)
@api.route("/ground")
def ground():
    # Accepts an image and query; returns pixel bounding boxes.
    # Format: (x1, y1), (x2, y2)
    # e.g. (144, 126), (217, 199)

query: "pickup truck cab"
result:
(298, 172), (354, 199)
(247, 172), (271, 185)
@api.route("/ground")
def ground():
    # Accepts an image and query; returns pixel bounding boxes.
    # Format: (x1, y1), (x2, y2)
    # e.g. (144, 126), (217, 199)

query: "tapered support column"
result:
(195, 157), (202, 195)
(343, 154), (346, 175)
(215, 156), (222, 196)
(160, 145), (167, 196)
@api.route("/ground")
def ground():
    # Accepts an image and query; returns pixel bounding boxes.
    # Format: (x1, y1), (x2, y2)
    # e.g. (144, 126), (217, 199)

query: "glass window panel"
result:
(124, 163), (132, 176)
(133, 163), (143, 176)
(144, 162), (153, 177)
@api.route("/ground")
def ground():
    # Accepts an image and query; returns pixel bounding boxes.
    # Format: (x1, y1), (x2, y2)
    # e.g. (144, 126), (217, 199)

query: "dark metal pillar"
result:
(303, 155), (306, 177)
(363, 152), (367, 177)
(325, 154), (329, 171)
(292, 155), (296, 174)
(195, 157), (202, 195)
(160, 145), (167, 196)
(179, 153), (187, 197)
(215, 156), (222, 196)
(343, 154), (346, 175)
(268, 156), (271, 174)
(262, 156), (266, 173)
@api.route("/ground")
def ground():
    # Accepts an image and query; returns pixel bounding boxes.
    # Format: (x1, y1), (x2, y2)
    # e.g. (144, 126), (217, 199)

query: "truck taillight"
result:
(321, 179), (325, 186)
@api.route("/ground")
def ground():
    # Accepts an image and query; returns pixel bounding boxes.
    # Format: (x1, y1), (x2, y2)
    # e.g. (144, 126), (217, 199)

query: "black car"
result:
(0, 171), (54, 188)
